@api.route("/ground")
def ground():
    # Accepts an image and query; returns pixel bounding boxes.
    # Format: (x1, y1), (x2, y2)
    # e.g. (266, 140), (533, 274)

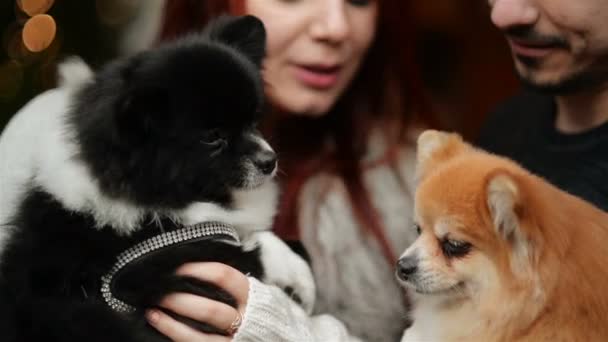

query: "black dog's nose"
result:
(254, 150), (277, 175)
(397, 256), (418, 281)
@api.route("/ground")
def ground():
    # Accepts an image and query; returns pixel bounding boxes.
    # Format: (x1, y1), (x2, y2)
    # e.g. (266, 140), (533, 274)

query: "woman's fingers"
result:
(150, 262), (250, 339)
(175, 262), (250, 308)
(146, 309), (230, 342)
(158, 292), (240, 333)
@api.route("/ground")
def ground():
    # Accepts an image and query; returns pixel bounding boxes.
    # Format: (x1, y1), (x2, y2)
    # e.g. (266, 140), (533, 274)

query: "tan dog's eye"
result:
(414, 224), (421, 236)
(441, 239), (472, 258)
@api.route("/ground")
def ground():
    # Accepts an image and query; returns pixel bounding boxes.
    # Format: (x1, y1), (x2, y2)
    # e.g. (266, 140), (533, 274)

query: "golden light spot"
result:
(17, 0), (55, 17)
(22, 14), (56, 53)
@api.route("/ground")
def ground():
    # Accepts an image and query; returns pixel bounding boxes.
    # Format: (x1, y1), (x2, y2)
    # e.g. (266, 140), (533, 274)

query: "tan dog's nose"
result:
(397, 256), (418, 281)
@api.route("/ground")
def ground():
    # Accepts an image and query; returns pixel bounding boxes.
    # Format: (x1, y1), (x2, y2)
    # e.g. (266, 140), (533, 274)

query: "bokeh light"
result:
(22, 14), (56, 52)
(17, 0), (55, 17)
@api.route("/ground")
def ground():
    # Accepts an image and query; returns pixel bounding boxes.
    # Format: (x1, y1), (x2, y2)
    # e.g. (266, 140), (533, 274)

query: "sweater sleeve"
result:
(233, 278), (363, 342)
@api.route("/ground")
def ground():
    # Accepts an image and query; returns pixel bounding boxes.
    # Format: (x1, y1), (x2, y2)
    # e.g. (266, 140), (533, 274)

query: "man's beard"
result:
(504, 25), (608, 95)
(517, 62), (608, 95)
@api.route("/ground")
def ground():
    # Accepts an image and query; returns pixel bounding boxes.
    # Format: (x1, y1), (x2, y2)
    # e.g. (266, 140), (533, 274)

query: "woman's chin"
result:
(274, 95), (338, 118)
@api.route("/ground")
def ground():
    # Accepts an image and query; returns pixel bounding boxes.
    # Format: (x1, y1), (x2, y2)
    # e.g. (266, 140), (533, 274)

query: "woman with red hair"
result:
(142, 0), (434, 340)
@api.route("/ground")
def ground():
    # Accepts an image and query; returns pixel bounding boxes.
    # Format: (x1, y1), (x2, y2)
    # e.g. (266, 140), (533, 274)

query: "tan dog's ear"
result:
(416, 130), (468, 179)
(487, 172), (520, 240)
(486, 171), (532, 271)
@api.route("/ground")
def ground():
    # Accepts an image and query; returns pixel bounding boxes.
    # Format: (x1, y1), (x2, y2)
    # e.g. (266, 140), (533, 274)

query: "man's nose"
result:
(489, 0), (539, 31)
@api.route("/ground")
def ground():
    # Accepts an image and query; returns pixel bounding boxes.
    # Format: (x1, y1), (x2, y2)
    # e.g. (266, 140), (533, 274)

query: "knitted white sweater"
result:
(235, 132), (420, 341)
(234, 277), (363, 342)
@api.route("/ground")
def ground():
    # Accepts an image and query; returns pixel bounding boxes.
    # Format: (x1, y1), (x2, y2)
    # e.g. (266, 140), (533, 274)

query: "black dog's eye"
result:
(441, 239), (472, 258)
(200, 129), (227, 148)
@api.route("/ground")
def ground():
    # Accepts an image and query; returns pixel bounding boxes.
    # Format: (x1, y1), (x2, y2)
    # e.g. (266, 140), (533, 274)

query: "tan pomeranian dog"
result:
(397, 130), (608, 342)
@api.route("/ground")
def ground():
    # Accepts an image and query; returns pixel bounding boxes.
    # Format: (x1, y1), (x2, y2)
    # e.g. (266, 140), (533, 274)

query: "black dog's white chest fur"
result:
(0, 15), (314, 341)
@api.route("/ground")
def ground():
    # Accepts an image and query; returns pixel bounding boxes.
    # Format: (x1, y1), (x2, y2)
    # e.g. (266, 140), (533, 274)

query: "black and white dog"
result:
(0, 15), (314, 341)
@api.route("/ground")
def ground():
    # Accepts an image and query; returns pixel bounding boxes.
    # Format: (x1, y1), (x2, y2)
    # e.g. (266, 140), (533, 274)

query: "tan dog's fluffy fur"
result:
(398, 130), (608, 342)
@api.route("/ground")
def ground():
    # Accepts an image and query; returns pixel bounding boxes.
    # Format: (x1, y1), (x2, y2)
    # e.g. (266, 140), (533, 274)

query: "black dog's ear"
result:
(115, 86), (171, 142)
(205, 15), (266, 67)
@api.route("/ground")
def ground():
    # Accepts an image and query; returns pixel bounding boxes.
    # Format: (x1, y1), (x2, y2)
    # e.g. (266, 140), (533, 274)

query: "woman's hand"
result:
(146, 262), (249, 342)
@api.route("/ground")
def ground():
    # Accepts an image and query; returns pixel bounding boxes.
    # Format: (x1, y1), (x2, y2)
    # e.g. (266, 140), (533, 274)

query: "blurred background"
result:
(0, 0), (520, 140)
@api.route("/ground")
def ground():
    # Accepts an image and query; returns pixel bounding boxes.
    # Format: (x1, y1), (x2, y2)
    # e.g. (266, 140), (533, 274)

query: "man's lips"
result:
(508, 37), (567, 59)
(292, 64), (342, 89)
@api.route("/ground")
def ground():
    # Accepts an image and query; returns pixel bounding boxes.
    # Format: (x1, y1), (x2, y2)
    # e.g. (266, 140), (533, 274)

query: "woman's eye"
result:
(441, 239), (472, 258)
(348, 0), (373, 7)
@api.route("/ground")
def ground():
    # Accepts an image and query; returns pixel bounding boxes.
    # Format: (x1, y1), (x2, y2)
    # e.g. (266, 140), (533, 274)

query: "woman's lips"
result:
(292, 64), (341, 89)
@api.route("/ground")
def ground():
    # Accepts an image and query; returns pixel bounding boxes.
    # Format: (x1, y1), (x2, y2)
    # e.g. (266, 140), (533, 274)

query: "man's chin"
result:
(517, 68), (608, 95)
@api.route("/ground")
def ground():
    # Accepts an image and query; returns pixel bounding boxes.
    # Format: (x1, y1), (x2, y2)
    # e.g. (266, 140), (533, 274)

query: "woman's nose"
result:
(310, 1), (351, 44)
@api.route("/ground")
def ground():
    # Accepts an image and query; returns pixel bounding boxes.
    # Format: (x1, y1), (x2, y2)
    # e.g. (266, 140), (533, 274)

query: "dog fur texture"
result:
(0, 15), (314, 342)
(398, 130), (608, 342)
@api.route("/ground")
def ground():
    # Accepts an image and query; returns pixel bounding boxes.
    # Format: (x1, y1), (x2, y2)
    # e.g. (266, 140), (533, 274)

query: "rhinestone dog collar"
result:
(101, 221), (240, 314)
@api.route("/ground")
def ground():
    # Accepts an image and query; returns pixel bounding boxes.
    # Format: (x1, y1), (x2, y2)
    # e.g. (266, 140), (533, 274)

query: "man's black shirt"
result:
(477, 91), (608, 212)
